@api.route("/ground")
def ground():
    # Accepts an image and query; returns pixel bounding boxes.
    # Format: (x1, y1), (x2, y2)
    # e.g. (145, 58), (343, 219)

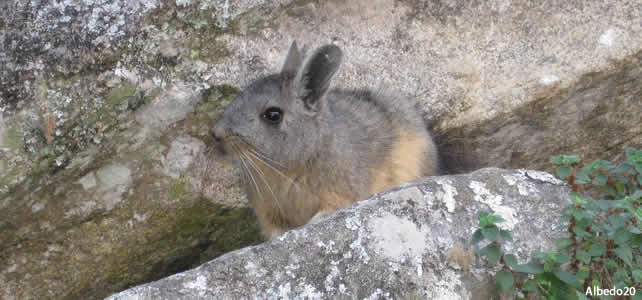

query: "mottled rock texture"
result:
(0, 0), (640, 299)
(107, 168), (570, 300)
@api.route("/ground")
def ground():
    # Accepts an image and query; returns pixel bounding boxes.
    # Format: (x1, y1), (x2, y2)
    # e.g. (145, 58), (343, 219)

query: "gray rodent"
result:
(212, 42), (440, 239)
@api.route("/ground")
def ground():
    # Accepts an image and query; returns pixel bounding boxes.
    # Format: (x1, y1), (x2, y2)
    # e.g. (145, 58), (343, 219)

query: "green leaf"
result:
(576, 268), (589, 282)
(615, 181), (627, 194)
(575, 172), (590, 184)
(522, 279), (537, 292)
(556, 238), (574, 250)
(576, 290), (589, 300)
(595, 172), (608, 186)
(613, 197), (633, 209)
(604, 258), (619, 270)
(499, 229), (513, 242)
(551, 155), (564, 165)
(588, 243), (606, 257)
(614, 246), (633, 266)
(569, 192), (586, 205)
(552, 253), (571, 264)
(597, 200), (615, 210)
(576, 250), (591, 264)
(487, 214), (505, 224)
(632, 269), (642, 282)
(606, 186), (618, 199)
(553, 269), (581, 287)
(578, 167), (593, 181)
(612, 269), (630, 286)
(482, 226), (500, 242)
(613, 227), (633, 245)
(557, 166), (573, 180)
(572, 209), (586, 221)
(533, 250), (547, 260)
(513, 261), (544, 274)
(503, 254), (518, 268)
(625, 147), (642, 161)
(614, 162), (634, 175)
(482, 244), (501, 265)
(552, 154), (580, 165)
(496, 269), (514, 292)
(591, 159), (615, 171)
(573, 224), (589, 237)
(608, 214), (627, 228)
(472, 229), (484, 244)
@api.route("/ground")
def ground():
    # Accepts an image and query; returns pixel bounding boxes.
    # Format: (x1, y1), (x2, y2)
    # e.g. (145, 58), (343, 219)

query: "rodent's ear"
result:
(280, 41), (304, 78)
(295, 44), (343, 113)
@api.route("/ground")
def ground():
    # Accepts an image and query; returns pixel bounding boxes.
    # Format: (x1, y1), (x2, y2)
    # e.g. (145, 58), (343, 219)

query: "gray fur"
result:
(213, 42), (439, 238)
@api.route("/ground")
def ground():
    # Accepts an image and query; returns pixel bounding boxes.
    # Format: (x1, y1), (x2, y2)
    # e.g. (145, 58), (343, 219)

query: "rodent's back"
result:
(319, 88), (439, 202)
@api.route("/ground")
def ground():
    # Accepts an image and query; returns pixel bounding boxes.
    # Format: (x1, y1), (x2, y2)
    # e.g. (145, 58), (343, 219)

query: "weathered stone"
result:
(162, 135), (206, 178)
(0, 117), (260, 300)
(107, 168), (570, 300)
(0, 0), (640, 299)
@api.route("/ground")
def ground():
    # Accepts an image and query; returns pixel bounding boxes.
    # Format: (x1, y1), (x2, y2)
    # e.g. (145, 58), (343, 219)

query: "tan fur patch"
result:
(318, 189), (352, 213)
(244, 156), (325, 237)
(369, 128), (437, 195)
(243, 126), (438, 239)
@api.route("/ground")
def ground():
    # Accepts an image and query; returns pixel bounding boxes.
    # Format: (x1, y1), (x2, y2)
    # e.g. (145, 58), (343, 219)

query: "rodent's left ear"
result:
(295, 44), (343, 113)
(280, 41), (304, 78)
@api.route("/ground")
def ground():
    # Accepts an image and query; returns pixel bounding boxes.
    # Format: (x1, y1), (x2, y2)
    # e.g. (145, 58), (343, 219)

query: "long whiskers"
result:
(228, 138), (326, 222)
(240, 151), (286, 218)
(232, 143), (263, 205)
(244, 150), (325, 205)
(236, 139), (287, 169)
(245, 151), (301, 191)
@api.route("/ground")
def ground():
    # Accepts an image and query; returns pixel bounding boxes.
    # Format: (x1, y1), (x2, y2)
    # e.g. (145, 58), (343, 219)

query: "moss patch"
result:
(181, 84), (240, 138)
(169, 176), (190, 201)
(0, 166), (23, 190)
(106, 81), (137, 108)
(60, 191), (261, 300)
(195, 84), (241, 121)
(140, 198), (261, 288)
(3, 121), (24, 150)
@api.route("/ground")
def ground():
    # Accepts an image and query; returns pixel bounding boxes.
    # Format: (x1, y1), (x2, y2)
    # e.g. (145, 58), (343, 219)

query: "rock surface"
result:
(107, 168), (571, 300)
(0, 0), (640, 299)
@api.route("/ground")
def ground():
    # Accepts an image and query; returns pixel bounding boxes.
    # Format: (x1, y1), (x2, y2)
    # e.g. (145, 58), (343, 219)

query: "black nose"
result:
(212, 130), (222, 143)
(212, 122), (228, 142)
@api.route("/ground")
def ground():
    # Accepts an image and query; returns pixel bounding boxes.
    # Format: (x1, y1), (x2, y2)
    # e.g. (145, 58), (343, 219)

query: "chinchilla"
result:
(213, 41), (440, 239)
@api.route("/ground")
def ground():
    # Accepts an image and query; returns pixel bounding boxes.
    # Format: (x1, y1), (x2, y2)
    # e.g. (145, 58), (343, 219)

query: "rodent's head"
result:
(212, 42), (343, 168)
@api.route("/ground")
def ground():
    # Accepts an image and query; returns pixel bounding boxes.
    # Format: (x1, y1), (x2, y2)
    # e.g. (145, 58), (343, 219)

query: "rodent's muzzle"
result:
(211, 122), (230, 156)
(212, 121), (229, 142)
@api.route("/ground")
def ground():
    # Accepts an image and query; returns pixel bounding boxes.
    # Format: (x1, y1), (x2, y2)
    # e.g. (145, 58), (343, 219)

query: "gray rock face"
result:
(1, 0), (640, 299)
(107, 168), (570, 300)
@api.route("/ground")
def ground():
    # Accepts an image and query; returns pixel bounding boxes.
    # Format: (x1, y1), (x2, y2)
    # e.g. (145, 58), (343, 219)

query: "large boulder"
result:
(107, 168), (570, 299)
(0, 0), (639, 299)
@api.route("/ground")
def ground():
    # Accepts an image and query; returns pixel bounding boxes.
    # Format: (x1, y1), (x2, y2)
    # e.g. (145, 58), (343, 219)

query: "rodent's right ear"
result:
(280, 41), (304, 78)
(294, 44), (343, 113)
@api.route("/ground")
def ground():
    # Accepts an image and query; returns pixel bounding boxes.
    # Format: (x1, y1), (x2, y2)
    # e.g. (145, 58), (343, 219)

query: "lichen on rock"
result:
(1, 0), (640, 299)
(106, 168), (570, 300)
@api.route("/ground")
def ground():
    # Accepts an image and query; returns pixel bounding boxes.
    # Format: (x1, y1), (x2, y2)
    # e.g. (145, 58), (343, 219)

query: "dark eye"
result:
(261, 107), (283, 124)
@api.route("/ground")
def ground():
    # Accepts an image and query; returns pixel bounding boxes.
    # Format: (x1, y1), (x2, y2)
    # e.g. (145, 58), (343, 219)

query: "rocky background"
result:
(107, 169), (572, 300)
(0, 0), (640, 299)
